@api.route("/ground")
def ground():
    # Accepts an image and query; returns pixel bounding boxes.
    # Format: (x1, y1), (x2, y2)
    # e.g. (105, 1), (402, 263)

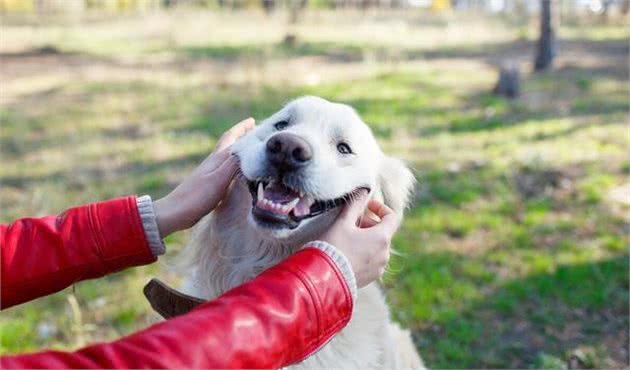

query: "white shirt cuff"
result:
(302, 240), (358, 303)
(136, 195), (166, 256)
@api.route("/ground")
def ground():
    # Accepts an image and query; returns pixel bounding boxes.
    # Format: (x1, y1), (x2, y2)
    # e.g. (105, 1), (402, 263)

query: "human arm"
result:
(1, 188), (397, 369)
(0, 196), (156, 309)
(0, 247), (353, 369)
(0, 119), (256, 309)
(0, 194), (397, 368)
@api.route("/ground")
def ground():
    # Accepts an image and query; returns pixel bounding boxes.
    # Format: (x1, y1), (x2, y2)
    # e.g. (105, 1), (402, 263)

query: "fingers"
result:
(366, 199), (393, 220)
(358, 211), (379, 228)
(337, 190), (370, 225)
(215, 118), (255, 152)
(375, 211), (400, 238)
(362, 200), (399, 236)
(357, 200), (392, 228)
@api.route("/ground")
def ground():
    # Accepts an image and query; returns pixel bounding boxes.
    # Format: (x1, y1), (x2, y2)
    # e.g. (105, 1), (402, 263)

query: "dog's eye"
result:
(274, 121), (289, 130)
(337, 143), (353, 155)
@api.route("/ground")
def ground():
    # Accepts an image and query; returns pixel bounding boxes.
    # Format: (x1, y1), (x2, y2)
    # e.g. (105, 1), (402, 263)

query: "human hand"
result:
(318, 192), (400, 288)
(153, 118), (255, 237)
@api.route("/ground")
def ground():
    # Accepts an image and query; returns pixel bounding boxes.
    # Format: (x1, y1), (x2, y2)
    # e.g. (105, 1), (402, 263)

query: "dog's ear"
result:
(377, 156), (416, 217)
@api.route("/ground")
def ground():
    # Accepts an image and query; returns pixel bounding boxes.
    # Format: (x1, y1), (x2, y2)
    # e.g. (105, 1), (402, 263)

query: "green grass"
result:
(1, 10), (628, 368)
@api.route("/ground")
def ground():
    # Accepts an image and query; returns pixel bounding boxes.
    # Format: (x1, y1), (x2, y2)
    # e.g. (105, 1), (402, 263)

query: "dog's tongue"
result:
(264, 181), (299, 204)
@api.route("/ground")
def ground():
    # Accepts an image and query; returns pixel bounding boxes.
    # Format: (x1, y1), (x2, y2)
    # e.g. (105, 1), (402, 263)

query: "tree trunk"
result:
(534, 0), (554, 71)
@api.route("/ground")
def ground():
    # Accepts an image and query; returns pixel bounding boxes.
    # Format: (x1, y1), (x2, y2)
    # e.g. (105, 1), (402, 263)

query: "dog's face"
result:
(232, 96), (414, 240)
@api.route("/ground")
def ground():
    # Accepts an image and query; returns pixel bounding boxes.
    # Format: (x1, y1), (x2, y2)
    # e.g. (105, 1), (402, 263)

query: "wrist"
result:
(303, 241), (357, 303)
(155, 186), (213, 236)
(153, 195), (179, 237)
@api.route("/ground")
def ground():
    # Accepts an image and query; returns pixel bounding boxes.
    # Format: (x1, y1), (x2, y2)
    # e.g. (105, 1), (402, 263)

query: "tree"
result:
(534, 0), (555, 71)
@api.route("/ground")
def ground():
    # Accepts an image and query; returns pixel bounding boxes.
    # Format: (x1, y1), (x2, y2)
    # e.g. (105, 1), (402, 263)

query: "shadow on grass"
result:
(341, 88), (627, 138)
(181, 41), (364, 63)
(2, 37), (626, 82)
(2, 38), (627, 150)
(0, 45), (69, 58)
(0, 151), (206, 198)
(180, 87), (290, 138)
(179, 37), (628, 77)
(416, 38), (627, 63)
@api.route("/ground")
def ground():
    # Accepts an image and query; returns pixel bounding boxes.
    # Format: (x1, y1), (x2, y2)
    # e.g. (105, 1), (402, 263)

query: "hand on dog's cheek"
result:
(154, 118), (255, 237)
(318, 193), (400, 288)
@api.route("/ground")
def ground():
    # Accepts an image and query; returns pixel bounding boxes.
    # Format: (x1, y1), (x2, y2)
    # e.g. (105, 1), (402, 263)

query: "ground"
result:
(0, 9), (628, 369)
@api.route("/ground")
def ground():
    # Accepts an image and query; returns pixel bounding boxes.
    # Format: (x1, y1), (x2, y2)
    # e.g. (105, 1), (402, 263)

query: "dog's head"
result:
(231, 96), (415, 240)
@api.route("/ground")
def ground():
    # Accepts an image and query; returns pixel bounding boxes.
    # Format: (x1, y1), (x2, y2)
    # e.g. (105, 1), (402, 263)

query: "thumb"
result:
(338, 190), (370, 226)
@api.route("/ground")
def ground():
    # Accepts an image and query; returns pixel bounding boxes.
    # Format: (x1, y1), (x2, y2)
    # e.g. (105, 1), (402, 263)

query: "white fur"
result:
(181, 96), (423, 369)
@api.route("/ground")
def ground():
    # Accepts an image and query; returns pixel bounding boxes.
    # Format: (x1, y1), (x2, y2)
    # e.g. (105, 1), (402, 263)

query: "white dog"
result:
(181, 96), (423, 369)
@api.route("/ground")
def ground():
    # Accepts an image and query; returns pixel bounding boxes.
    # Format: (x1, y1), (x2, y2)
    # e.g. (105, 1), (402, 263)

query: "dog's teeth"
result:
(286, 197), (300, 210)
(305, 195), (315, 207)
(294, 206), (306, 217)
(257, 182), (264, 201)
(293, 195), (315, 217)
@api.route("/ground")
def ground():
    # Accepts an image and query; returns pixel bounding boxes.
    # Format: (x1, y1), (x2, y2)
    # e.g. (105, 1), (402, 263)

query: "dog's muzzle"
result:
(247, 179), (370, 229)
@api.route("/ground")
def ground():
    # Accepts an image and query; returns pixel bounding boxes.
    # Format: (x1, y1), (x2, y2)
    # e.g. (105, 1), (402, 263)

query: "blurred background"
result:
(0, 0), (628, 368)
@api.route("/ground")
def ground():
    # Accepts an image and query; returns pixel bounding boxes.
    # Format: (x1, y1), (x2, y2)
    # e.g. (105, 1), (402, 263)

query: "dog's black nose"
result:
(266, 132), (313, 171)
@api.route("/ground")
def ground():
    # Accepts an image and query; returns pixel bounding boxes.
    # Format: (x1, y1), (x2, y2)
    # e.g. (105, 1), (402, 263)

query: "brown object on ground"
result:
(283, 33), (297, 47)
(143, 278), (205, 319)
(493, 62), (520, 99)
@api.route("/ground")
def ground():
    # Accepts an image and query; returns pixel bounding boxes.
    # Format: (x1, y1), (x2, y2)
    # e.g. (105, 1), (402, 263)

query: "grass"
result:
(1, 9), (628, 368)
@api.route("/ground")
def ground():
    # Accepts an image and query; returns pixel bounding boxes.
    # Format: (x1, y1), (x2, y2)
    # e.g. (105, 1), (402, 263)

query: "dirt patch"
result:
(512, 166), (579, 199)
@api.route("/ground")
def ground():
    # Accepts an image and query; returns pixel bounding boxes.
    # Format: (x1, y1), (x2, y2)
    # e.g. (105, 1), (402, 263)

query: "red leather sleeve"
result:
(0, 247), (354, 369)
(0, 196), (156, 309)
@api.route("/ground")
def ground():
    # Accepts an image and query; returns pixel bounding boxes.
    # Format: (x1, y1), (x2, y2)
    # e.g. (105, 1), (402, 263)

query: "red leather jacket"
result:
(0, 196), (353, 368)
